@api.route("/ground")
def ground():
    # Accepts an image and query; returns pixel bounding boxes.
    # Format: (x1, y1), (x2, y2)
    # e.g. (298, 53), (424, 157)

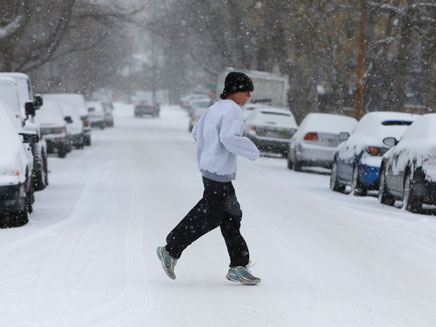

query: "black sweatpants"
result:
(166, 177), (250, 267)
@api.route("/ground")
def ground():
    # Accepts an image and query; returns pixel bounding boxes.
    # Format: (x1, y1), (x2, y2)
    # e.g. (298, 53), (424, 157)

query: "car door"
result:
(335, 141), (355, 184)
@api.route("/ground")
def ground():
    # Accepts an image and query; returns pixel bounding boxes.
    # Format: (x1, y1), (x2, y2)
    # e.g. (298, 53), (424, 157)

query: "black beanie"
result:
(222, 72), (254, 97)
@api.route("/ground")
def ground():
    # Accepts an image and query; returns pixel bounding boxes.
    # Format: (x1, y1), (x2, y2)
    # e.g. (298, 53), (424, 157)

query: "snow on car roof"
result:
(397, 113), (436, 141)
(44, 93), (88, 115)
(350, 111), (418, 141)
(34, 99), (64, 125)
(298, 113), (357, 134)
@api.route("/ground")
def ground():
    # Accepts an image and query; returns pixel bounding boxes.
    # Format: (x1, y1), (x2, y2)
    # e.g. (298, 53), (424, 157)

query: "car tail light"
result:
(365, 146), (383, 156)
(135, 105), (139, 108)
(1, 170), (19, 176)
(303, 132), (319, 141)
(151, 105), (155, 109)
(249, 125), (256, 132)
(83, 120), (89, 127)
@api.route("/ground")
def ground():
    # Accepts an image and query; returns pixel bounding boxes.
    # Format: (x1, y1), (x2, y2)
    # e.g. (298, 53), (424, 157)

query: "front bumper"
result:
(358, 164), (380, 189)
(0, 184), (26, 213)
(90, 120), (105, 128)
(70, 133), (85, 146)
(43, 134), (69, 152)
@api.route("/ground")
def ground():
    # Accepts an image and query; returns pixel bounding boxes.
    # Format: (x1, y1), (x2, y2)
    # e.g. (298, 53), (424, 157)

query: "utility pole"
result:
(353, 1), (368, 120)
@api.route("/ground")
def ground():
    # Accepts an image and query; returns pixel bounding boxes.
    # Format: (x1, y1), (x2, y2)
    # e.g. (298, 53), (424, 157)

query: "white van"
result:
(0, 101), (35, 227)
(0, 73), (49, 191)
(35, 99), (71, 158)
(43, 93), (91, 146)
(43, 94), (85, 148)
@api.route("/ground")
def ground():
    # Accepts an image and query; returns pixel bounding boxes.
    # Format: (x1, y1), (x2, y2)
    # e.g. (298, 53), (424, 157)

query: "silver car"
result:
(288, 113), (357, 171)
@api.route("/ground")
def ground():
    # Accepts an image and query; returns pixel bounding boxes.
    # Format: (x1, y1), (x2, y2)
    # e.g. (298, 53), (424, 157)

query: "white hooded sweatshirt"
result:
(192, 99), (259, 182)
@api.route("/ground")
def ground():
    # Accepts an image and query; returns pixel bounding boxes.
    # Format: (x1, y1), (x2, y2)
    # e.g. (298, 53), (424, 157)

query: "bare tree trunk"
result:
(353, 4), (368, 119)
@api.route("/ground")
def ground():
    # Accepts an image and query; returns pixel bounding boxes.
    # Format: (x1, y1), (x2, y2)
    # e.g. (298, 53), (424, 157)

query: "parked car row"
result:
(0, 72), (115, 228)
(322, 110), (436, 214)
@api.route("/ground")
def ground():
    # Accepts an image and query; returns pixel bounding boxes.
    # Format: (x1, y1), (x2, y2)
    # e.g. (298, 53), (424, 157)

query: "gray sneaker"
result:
(226, 265), (261, 285)
(156, 246), (178, 280)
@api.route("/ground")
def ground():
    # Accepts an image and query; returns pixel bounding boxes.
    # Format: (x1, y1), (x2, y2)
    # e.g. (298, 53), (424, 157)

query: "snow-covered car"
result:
(134, 99), (159, 118)
(288, 113), (357, 170)
(188, 99), (211, 131)
(378, 114), (436, 213)
(180, 92), (209, 110)
(330, 111), (418, 196)
(102, 102), (114, 127)
(244, 106), (298, 157)
(0, 102), (35, 227)
(0, 73), (49, 191)
(34, 99), (71, 158)
(87, 101), (106, 128)
(43, 93), (91, 145)
(44, 94), (85, 149)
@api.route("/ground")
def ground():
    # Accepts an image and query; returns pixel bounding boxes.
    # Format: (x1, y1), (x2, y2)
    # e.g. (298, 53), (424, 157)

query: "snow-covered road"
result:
(1, 104), (436, 327)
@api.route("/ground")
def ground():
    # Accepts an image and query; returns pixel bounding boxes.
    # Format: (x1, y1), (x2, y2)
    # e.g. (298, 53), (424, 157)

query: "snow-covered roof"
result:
(44, 93), (87, 116)
(34, 99), (64, 125)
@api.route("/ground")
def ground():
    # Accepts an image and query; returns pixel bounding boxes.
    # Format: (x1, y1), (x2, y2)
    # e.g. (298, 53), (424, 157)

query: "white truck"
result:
(216, 68), (289, 108)
(0, 73), (49, 191)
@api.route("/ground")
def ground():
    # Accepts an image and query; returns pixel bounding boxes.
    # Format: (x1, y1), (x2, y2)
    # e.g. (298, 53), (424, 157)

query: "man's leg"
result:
(220, 184), (250, 267)
(165, 178), (229, 259)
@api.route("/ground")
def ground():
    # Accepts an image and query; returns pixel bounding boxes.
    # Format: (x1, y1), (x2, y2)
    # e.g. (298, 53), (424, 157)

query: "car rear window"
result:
(381, 120), (413, 126)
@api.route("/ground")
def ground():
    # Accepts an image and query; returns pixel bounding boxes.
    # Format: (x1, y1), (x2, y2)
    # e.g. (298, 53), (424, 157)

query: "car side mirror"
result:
(383, 137), (398, 147)
(20, 131), (39, 144)
(338, 132), (350, 142)
(34, 95), (43, 108)
(64, 116), (73, 124)
(25, 102), (36, 117)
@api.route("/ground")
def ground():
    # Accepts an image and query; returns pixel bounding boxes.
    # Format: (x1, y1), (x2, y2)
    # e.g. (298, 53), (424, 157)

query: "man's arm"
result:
(220, 120), (259, 160)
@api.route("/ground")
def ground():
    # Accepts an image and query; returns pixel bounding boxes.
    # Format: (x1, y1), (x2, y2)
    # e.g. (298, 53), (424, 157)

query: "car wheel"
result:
(34, 151), (48, 191)
(293, 161), (303, 172)
(378, 165), (395, 206)
(402, 169), (422, 213)
(351, 162), (367, 196)
(58, 147), (67, 158)
(330, 161), (346, 193)
(1, 210), (29, 228)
